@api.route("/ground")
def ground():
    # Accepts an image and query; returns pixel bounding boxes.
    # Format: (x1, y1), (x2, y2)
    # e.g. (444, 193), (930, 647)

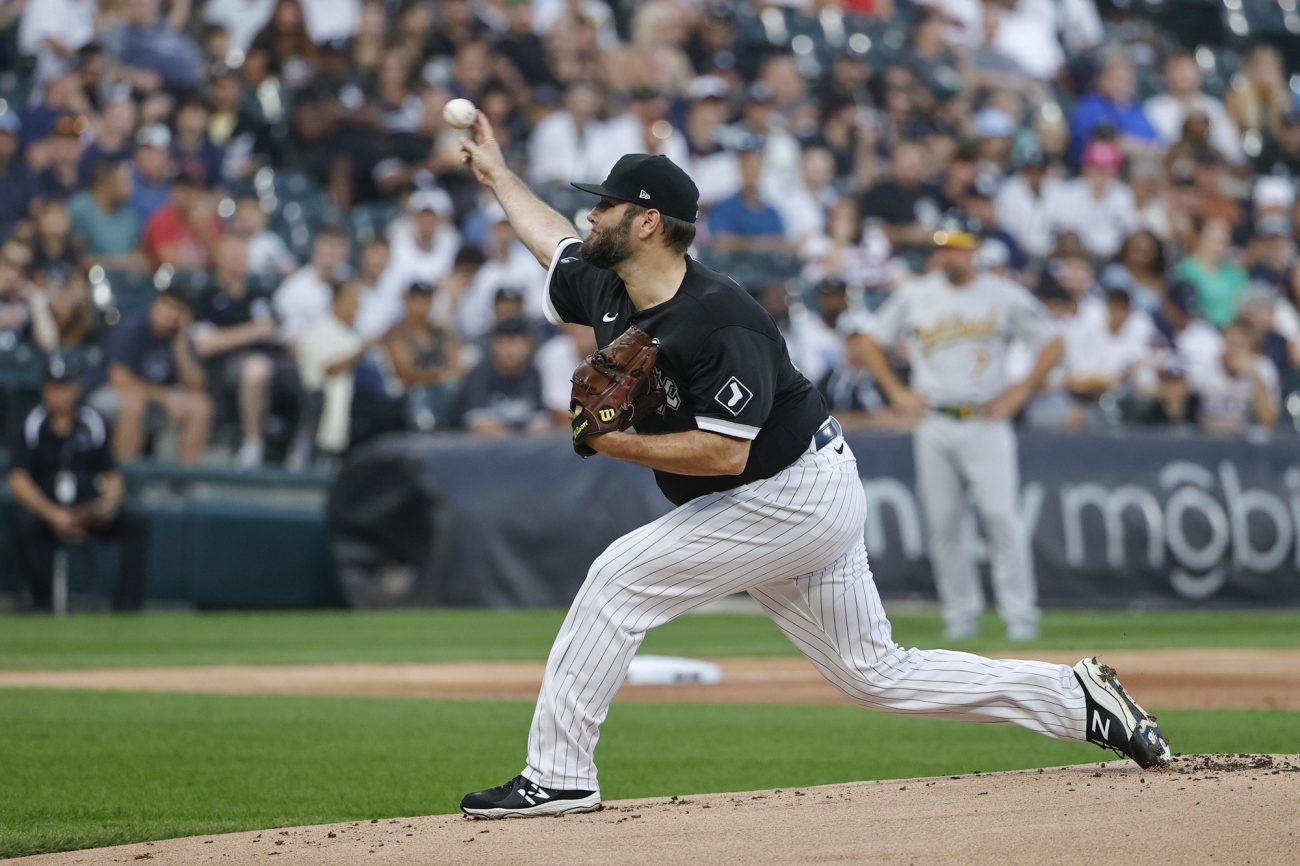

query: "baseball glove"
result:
(570, 325), (664, 456)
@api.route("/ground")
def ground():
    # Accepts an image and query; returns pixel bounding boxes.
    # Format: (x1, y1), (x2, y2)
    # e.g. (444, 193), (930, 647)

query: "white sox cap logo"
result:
(714, 376), (753, 417)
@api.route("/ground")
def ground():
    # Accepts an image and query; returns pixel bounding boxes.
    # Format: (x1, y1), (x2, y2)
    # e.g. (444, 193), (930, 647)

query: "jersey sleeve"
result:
(687, 325), (777, 441)
(866, 289), (908, 347)
(542, 237), (595, 327)
(1005, 283), (1058, 346)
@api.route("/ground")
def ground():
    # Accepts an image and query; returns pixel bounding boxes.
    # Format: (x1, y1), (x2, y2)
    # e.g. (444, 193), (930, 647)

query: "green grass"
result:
(1, 688), (1297, 860)
(0, 608), (1297, 670)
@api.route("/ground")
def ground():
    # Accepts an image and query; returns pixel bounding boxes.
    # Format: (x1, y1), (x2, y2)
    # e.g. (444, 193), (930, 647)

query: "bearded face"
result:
(581, 206), (637, 269)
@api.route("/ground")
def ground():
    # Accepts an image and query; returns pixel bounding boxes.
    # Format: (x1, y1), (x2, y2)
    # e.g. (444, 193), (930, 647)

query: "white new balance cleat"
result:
(1073, 656), (1172, 769)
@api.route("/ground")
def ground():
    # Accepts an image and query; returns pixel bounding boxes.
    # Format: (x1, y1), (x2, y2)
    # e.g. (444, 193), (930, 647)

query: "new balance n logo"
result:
(1091, 710), (1111, 741)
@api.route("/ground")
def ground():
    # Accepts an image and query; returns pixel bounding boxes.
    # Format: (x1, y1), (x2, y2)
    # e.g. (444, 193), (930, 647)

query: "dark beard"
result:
(580, 211), (634, 269)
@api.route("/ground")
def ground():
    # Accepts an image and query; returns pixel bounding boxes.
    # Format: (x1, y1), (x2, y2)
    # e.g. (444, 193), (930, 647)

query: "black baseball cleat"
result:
(460, 774), (602, 819)
(1073, 656), (1172, 769)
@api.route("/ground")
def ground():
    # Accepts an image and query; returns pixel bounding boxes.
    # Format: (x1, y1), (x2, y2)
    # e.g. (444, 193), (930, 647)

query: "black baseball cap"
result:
(571, 153), (700, 223)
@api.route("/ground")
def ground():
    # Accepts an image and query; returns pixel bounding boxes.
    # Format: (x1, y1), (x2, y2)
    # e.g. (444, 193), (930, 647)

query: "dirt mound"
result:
(10, 755), (1298, 866)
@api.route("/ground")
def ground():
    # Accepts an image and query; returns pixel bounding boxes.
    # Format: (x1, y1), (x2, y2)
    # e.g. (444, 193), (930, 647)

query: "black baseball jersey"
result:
(9, 405), (114, 505)
(544, 237), (827, 505)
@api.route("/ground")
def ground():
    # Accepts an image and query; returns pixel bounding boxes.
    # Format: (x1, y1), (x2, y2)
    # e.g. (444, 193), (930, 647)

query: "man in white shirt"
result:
(18, 0), (97, 85)
(1192, 320), (1280, 434)
(301, 0), (361, 44)
(535, 323), (597, 426)
(376, 188), (462, 328)
(527, 82), (604, 187)
(202, 0), (276, 53)
(1046, 140), (1138, 259)
(457, 206), (545, 340)
(274, 226), (350, 342)
(766, 143), (837, 246)
(590, 87), (689, 181)
(993, 149), (1055, 260)
(296, 280), (373, 457)
(1144, 51), (1244, 165)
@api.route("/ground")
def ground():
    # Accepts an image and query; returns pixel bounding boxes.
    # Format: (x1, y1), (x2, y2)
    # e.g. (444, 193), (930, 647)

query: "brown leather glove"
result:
(570, 325), (665, 456)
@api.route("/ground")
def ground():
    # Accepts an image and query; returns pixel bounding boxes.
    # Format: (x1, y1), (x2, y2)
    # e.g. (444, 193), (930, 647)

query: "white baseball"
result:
(442, 98), (477, 129)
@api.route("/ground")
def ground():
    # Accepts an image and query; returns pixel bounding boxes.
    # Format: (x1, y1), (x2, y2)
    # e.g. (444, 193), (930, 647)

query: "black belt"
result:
(931, 404), (982, 420)
(812, 416), (843, 451)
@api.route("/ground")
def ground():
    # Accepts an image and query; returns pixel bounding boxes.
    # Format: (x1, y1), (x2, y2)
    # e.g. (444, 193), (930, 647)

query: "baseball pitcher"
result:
(454, 113), (1169, 818)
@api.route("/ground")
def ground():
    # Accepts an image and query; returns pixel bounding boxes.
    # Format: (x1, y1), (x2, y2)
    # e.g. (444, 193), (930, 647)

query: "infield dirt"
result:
(1, 648), (1297, 708)
(8, 754), (1299, 865)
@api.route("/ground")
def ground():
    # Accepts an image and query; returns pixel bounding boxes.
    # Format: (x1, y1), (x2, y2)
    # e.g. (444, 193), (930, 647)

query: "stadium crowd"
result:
(1, 0), (1299, 471)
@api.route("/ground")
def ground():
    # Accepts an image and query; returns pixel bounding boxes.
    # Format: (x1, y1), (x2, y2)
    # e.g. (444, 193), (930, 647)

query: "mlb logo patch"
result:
(714, 376), (753, 416)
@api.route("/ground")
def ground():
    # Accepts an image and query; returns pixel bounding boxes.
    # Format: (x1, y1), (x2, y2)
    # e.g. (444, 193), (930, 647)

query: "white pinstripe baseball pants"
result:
(524, 434), (1088, 791)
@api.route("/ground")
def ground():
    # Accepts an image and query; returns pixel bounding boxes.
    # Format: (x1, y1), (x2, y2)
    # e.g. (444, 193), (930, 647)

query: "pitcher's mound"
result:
(11, 755), (1298, 865)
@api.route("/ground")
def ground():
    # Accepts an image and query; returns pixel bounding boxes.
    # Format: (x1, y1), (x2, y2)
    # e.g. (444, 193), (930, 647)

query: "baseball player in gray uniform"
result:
(862, 213), (1061, 642)
(454, 115), (1168, 819)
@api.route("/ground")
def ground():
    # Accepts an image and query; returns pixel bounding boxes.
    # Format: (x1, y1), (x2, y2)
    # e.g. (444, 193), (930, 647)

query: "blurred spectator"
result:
(857, 140), (943, 260)
(7, 353), (149, 613)
(377, 189), (460, 321)
(171, 94), (225, 188)
(275, 225), (349, 341)
(594, 85), (688, 179)
(1151, 279), (1225, 383)
(1253, 108), (1300, 181)
(527, 80), (603, 187)
(1061, 287), (1152, 409)
(786, 279), (848, 386)
(961, 172), (1025, 273)
(1194, 320), (1280, 434)
(1238, 282), (1293, 379)
(770, 142), (838, 247)
(0, 108), (34, 236)
(17, 0), (98, 87)
(44, 269), (96, 350)
(681, 76), (738, 207)
(232, 196), (296, 285)
(1068, 49), (1158, 164)
(1173, 217), (1249, 328)
(203, 0), (277, 54)
(799, 198), (896, 295)
(457, 205), (542, 339)
(247, 0), (318, 88)
(68, 158), (145, 269)
(101, 0), (205, 92)
(35, 113), (88, 201)
(29, 199), (79, 282)
(817, 312), (895, 428)
(993, 146), (1066, 260)
(352, 237), (395, 339)
(131, 123), (174, 225)
(89, 288), (212, 464)
(79, 93), (138, 179)
(707, 138), (788, 254)
(978, 0), (1103, 82)
(1244, 216), (1295, 292)
(191, 234), (291, 469)
(1131, 357), (1201, 427)
(142, 173), (222, 270)
(1227, 45), (1291, 147)
(1144, 51), (1243, 165)
(0, 240), (58, 352)
(456, 317), (547, 435)
(295, 278), (382, 458)
(384, 282), (463, 432)
(537, 323), (597, 427)
(1105, 229), (1168, 312)
(1046, 140), (1137, 259)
